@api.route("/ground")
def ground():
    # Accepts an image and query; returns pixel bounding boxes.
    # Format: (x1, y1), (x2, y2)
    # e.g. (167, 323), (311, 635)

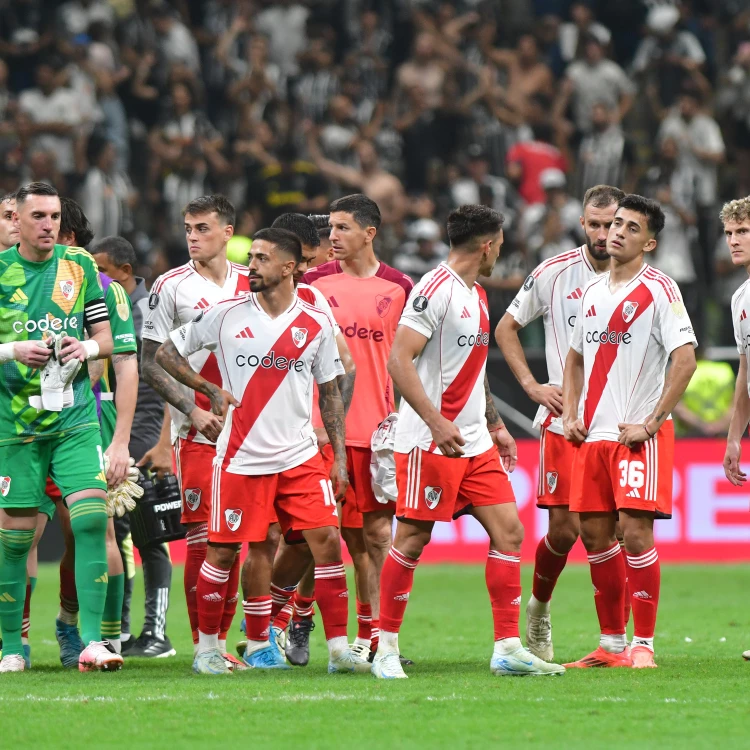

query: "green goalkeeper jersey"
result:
(0, 244), (109, 445)
(98, 275), (137, 447)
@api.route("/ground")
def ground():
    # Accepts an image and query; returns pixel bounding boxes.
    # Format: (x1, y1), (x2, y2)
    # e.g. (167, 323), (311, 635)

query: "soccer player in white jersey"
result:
(372, 205), (565, 680)
(495, 184), (624, 660)
(719, 197), (750, 662)
(141, 194), (249, 669)
(562, 195), (697, 669)
(155, 227), (370, 675)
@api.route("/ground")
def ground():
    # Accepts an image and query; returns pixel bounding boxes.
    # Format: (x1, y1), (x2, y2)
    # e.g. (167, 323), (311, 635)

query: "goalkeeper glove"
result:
(103, 455), (145, 517)
(39, 332), (81, 411)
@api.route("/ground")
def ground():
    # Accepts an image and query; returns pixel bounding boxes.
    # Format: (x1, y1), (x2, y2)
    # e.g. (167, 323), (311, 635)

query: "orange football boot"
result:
(564, 646), (631, 668)
(630, 646), (657, 668)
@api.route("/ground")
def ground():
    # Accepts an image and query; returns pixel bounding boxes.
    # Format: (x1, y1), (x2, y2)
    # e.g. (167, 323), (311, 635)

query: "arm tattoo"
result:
(484, 375), (504, 428)
(336, 370), (356, 416)
(112, 353), (138, 365)
(318, 378), (346, 460)
(145, 338), (202, 415)
(655, 411), (666, 422)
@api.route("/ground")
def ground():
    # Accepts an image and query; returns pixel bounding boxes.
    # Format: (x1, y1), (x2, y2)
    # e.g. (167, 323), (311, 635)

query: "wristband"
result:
(82, 340), (100, 360)
(643, 422), (654, 438)
(488, 424), (505, 434)
(0, 343), (15, 363)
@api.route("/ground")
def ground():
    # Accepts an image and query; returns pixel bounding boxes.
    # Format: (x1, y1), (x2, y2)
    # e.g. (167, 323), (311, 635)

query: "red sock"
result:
(379, 547), (419, 634)
(293, 591), (316, 621)
(356, 600), (372, 641)
(587, 543), (626, 635)
(313, 562), (348, 640)
(243, 596), (272, 641)
(624, 559), (632, 626)
(531, 536), (569, 603)
(274, 602), (294, 630)
(625, 547), (660, 643)
(196, 560), (231, 636)
(220, 555), (240, 642)
(486, 550), (522, 640)
(60, 563), (78, 615)
(185, 524), (207, 644)
(22, 583), (31, 639)
(270, 583), (294, 620)
(370, 618), (380, 654)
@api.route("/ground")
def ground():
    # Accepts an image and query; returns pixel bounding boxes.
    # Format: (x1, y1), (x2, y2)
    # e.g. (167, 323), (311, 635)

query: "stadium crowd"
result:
(1, 0), (750, 342)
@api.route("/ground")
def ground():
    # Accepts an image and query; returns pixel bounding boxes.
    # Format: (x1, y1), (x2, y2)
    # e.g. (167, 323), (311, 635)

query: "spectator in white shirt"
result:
(393, 219), (449, 283)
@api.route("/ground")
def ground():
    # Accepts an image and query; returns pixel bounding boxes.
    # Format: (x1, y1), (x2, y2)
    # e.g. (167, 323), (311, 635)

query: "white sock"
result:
(632, 636), (654, 652)
(493, 636), (522, 655)
(109, 638), (122, 655)
(57, 608), (78, 627)
(21, 637), (29, 646)
(599, 633), (627, 653)
(218, 639), (227, 654)
(327, 635), (348, 656)
(527, 594), (550, 617)
(197, 631), (219, 654)
(244, 639), (268, 655)
(193, 643), (199, 658)
(354, 636), (371, 648)
(379, 630), (399, 654)
(120, 632), (131, 643)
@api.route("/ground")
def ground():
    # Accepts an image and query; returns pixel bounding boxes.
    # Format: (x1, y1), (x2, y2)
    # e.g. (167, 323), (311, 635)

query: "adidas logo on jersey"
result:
(585, 305), (596, 318)
(460, 306), (471, 318)
(567, 288), (582, 300)
(9, 289), (27, 305)
(328, 295), (340, 307)
(632, 590), (652, 599)
(742, 310), (747, 322)
(235, 326), (254, 339)
(194, 298), (210, 310)
(626, 488), (641, 498)
(202, 592), (223, 602)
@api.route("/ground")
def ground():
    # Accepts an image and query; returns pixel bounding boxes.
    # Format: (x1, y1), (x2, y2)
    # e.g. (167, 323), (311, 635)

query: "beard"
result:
(586, 236), (610, 261)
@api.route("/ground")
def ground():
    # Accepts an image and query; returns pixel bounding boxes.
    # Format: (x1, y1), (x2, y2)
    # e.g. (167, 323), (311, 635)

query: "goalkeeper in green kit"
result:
(0, 182), (121, 673)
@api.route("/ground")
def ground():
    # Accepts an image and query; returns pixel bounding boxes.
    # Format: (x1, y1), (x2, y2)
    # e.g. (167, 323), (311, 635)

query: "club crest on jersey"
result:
(291, 327), (308, 348)
(375, 294), (393, 318)
(59, 279), (75, 301)
(546, 472), (558, 494)
(225, 508), (242, 532)
(413, 295), (428, 312)
(622, 301), (638, 323)
(0, 476), (10, 497)
(424, 486), (442, 510)
(184, 488), (201, 511)
(671, 301), (686, 318)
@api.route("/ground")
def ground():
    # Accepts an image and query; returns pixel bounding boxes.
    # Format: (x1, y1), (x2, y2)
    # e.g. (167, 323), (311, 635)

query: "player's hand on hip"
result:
(190, 406), (224, 443)
(490, 425), (517, 472)
(528, 383), (563, 417)
(104, 441), (130, 488)
(13, 340), (52, 368)
(59, 336), (88, 364)
(206, 384), (240, 418)
(330, 457), (349, 501)
(430, 415), (465, 458)
(617, 422), (649, 448)
(136, 441), (173, 480)
(563, 417), (588, 444)
(723, 441), (746, 486)
(314, 426), (330, 449)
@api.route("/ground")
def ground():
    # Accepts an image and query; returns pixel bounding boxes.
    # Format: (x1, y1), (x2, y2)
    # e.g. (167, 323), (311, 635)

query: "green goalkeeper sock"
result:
(30, 576), (37, 595)
(0, 528), (35, 657)
(102, 573), (124, 642)
(69, 498), (108, 645)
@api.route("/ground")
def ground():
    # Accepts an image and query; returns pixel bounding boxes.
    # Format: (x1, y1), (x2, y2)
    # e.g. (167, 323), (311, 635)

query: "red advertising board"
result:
(161, 439), (750, 565)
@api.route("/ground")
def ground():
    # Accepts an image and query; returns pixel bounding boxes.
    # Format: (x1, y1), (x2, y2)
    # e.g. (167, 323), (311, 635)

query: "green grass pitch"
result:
(2, 563), (749, 749)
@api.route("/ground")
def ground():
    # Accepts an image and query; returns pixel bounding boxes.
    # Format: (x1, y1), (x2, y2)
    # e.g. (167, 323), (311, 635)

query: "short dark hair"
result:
(2, 190), (17, 203)
(271, 213), (320, 248)
(329, 193), (381, 230)
(309, 214), (331, 240)
(90, 236), (137, 268)
(446, 204), (505, 249)
(183, 194), (235, 226)
(583, 185), (625, 209)
(16, 182), (58, 206)
(252, 227), (302, 263)
(617, 194), (666, 237)
(60, 197), (94, 247)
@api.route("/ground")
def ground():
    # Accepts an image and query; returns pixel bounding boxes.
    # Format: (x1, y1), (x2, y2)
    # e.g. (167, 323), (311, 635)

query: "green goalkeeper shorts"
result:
(0, 427), (107, 511)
